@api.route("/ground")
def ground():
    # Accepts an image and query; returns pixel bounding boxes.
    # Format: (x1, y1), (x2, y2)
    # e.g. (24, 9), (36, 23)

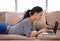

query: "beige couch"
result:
(0, 11), (60, 40)
(0, 11), (60, 29)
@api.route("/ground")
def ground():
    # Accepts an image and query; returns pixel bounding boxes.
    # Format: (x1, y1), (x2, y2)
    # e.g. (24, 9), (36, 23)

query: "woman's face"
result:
(34, 12), (43, 21)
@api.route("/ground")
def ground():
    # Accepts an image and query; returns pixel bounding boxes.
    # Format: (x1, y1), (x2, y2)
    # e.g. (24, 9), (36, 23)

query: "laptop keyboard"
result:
(47, 31), (54, 34)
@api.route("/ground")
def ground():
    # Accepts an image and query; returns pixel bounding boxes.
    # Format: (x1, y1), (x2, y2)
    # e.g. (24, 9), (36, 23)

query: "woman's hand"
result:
(36, 28), (48, 35)
(31, 31), (37, 37)
(30, 28), (48, 37)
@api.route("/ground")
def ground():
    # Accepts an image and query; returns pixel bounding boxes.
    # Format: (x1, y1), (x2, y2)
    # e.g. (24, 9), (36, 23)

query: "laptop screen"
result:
(53, 21), (59, 34)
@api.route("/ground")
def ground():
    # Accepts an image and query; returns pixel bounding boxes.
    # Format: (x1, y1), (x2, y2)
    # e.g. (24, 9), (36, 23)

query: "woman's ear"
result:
(34, 12), (38, 16)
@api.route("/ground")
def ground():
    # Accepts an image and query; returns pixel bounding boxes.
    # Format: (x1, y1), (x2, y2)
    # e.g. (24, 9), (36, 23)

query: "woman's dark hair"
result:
(23, 6), (43, 19)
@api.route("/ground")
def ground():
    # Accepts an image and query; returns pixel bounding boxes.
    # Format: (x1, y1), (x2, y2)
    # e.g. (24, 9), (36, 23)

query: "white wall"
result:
(17, 0), (46, 12)
(0, 0), (15, 12)
(48, 0), (60, 12)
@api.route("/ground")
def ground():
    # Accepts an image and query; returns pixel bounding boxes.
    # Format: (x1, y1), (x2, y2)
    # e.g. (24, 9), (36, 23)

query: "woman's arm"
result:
(30, 28), (48, 37)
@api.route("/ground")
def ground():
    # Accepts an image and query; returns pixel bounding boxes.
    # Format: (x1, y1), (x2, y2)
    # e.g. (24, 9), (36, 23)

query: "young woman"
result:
(8, 6), (48, 37)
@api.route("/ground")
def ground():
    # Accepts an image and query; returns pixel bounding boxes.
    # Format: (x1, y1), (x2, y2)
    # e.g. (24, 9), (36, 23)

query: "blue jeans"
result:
(0, 22), (9, 34)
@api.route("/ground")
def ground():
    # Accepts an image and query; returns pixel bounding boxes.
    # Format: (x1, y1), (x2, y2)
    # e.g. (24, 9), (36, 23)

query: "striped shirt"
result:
(8, 18), (36, 37)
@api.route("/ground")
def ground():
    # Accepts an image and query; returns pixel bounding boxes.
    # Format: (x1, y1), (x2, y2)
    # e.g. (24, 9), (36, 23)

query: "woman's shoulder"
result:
(14, 18), (30, 27)
(19, 18), (30, 25)
(23, 18), (29, 21)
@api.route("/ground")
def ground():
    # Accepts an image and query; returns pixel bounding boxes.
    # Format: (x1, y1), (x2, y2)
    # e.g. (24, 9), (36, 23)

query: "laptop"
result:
(42, 21), (59, 35)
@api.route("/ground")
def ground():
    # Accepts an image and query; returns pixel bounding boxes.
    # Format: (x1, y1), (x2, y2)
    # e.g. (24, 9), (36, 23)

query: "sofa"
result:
(0, 11), (60, 40)
(0, 11), (60, 29)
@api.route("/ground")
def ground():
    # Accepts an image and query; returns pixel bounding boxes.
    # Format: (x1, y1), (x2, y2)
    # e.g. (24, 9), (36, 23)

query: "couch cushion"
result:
(0, 34), (36, 40)
(37, 30), (60, 40)
(37, 34), (60, 40)
(0, 12), (5, 23)
(5, 12), (24, 25)
(46, 11), (60, 29)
